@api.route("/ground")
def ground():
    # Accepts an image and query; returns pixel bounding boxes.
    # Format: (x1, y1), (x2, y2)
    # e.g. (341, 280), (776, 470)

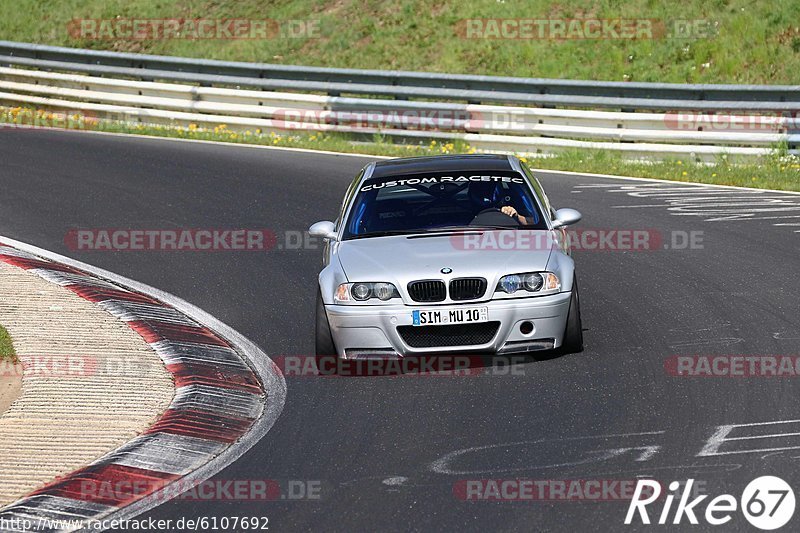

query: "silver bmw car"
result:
(309, 154), (583, 359)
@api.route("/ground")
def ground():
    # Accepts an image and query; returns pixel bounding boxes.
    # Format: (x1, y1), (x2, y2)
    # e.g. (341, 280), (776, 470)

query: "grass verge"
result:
(2, 105), (799, 192)
(2, 0), (800, 84)
(530, 149), (800, 192)
(0, 324), (16, 363)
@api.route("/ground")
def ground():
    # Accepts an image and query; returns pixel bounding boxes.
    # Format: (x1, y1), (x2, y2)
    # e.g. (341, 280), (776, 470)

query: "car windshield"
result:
(343, 171), (548, 240)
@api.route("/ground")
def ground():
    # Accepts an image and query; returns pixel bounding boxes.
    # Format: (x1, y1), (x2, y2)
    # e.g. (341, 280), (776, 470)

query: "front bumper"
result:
(324, 291), (572, 358)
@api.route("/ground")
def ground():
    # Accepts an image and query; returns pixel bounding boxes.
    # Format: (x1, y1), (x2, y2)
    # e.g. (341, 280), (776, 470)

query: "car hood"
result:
(335, 230), (558, 288)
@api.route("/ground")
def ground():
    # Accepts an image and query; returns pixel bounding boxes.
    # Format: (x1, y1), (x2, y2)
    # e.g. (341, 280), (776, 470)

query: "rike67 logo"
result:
(626, 476), (795, 530)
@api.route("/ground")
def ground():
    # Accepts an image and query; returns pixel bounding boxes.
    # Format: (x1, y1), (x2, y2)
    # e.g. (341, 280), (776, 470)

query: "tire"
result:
(315, 290), (339, 374)
(560, 276), (584, 354)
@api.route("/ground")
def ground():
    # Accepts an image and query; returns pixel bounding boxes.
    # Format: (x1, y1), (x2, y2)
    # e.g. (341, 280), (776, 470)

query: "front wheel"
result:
(560, 276), (584, 354)
(315, 290), (339, 374)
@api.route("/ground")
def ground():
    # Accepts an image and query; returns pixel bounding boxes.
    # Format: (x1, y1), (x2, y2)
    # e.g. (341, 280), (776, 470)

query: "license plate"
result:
(411, 307), (488, 326)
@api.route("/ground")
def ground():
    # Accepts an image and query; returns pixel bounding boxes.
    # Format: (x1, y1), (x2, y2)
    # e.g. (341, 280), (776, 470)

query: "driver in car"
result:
(468, 181), (533, 225)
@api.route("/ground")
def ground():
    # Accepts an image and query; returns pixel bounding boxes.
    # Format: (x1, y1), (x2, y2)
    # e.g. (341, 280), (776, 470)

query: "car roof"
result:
(370, 154), (516, 178)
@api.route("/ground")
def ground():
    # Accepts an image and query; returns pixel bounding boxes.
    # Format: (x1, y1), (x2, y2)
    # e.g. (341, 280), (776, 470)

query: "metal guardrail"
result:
(0, 40), (798, 161)
(1, 40), (800, 110)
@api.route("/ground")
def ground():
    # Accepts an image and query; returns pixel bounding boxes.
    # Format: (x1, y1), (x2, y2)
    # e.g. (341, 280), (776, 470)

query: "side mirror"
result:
(552, 208), (582, 228)
(309, 220), (338, 240)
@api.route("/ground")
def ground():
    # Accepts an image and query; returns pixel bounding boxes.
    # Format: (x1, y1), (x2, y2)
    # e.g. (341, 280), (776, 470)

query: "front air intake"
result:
(397, 322), (501, 348)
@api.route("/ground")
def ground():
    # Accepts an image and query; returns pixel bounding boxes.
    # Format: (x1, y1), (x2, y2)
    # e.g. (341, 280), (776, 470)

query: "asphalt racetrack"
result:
(1, 128), (799, 531)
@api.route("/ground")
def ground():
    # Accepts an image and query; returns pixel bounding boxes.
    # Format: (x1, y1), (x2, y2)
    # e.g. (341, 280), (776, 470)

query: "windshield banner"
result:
(360, 174), (525, 192)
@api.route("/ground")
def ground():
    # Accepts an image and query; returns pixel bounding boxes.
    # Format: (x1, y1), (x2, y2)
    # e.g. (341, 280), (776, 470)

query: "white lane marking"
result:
(760, 452), (785, 460)
(699, 215), (800, 221)
(702, 446), (800, 456)
(430, 432), (665, 475)
(429, 420), (800, 478)
(544, 171), (800, 196)
(382, 476), (409, 486)
(607, 190), (788, 198)
(633, 446), (661, 462)
(703, 419), (800, 427)
(0, 234), (287, 528)
(773, 332), (800, 340)
(577, 182), (800, 233)
(725, 432), (800, 441)
(432, 446), (658, 476)
(669, 338), (744, 348)
(699, 420), (800, 457)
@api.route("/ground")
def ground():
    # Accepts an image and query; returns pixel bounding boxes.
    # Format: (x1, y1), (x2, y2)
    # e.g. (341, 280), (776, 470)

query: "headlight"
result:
(498, 274), (521, 294)
(335, 282), (401, 303)
(352, 283), (371, 300)
(522, 273), (543, 291)
(495, 272), (560, 297)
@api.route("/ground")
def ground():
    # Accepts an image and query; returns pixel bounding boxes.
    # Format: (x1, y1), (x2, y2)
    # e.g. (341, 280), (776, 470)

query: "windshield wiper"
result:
(466, 225), (521, 230)
(423, 225), (520, 232)
(348, 230), (418, 239)
(348, 225), (525, 240)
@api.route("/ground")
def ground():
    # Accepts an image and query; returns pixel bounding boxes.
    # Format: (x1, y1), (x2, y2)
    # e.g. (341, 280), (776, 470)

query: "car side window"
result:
(520, 163), (554, 219)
